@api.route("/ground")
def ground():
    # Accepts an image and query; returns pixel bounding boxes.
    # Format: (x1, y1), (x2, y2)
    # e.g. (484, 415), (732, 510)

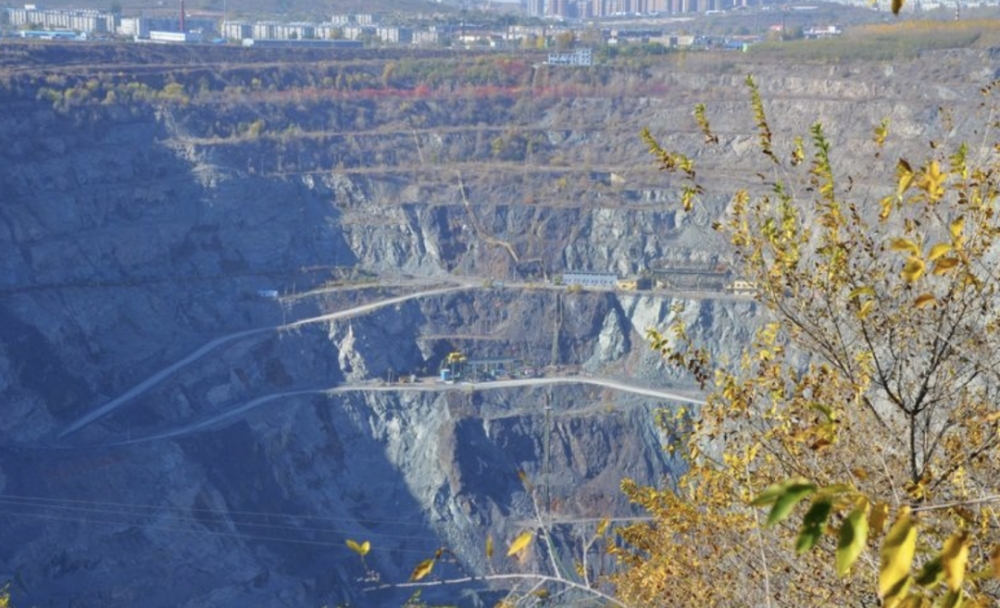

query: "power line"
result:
(0, 506), (440, 555)
(0, 493), (440, 529)
(0, 497), (442, 543)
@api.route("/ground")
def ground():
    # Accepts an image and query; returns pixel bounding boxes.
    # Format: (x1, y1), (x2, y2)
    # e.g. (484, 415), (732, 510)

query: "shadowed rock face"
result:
(0, 43), (995, 606)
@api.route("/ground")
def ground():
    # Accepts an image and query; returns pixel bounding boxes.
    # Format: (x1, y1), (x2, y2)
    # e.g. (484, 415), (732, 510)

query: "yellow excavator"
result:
(440, 351), (467, 383)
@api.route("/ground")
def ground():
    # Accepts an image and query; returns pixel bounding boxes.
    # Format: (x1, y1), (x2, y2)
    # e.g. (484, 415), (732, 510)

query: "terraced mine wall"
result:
(0, 41), (997, 606)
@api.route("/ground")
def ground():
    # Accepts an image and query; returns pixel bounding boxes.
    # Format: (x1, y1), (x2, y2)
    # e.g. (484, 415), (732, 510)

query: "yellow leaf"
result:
(918, 160), (947, 201)
(928, 243), (952, 261)
(486, 535), (494, 559)
(681, 186), (697, 212)
(950, 216), (965, 243)
(880, 195), (894, 221)
(596, 517), (610, 536)
(518, 469), (533, 491)
(941, 532), (970, 592)
(892, 0), (904, 14)
(507, 531), (534, 557)
(869, 502), (890, 536)
(890, 238), (920, 255)
(990, 545), (1000, 579)
(932, 258), (960, 275)
(897, 159), (914, 194)
(914, 294), (936, 309)
(879, 508), (917, 604)
(858, 300), (875, 320)
(410, 558), (436, 581)
(849, 286), (876, 300)
(902, 257), (925, 283)
(346, 539), (371, 557)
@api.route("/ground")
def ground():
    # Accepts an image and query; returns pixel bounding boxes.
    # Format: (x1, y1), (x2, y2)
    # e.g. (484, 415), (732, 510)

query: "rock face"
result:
(0, 43), (996, 607)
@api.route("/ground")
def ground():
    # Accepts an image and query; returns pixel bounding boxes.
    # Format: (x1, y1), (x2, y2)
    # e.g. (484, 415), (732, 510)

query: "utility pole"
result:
(543, 392), (552, 515)
(550, 292), (561, 369)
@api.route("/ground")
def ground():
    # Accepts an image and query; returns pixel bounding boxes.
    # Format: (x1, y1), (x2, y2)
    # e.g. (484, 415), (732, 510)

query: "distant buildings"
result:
(5, 7), (115, 33)
(216, 17), (419, 45)
(525, 0), (762, 18)
(376, 26), (412, 44)
(118, 16), (150, 38)
(221, 21), (251, 40)
(1, 1), (770, 49)
(547, 47), (593, 66)
(526, 0), (546, 17)
(412, 29), (442, 45)
(803, 25), (843, 38)
(2, 5), (216, 39)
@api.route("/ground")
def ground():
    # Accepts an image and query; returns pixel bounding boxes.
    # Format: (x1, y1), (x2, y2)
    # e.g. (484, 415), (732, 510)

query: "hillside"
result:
(0, 40), (997, 607)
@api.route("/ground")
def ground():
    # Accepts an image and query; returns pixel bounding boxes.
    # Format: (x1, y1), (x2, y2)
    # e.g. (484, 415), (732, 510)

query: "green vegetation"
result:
(36, 77), (190, 111)
(752, 19), (1000, 61)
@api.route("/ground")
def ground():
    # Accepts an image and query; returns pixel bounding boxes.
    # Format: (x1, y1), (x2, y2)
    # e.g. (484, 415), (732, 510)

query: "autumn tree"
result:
(613, 76), (1000, 607)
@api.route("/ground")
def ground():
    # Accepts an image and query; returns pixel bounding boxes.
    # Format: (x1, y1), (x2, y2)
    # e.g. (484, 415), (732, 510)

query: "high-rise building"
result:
(526, 0), (546, 17)
(548, 0), (569, 17)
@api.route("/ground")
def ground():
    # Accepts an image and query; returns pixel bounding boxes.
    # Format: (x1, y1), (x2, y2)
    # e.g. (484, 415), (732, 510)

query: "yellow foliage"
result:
(346, 539), (370, 557)
(507, 531), (533, 557)
(901, 256), (925, 282)
(940, 533), (970, 592)
(618, 82), (1000, 608)
(409, 558), (435, 582)
(879, 509), (916, 605)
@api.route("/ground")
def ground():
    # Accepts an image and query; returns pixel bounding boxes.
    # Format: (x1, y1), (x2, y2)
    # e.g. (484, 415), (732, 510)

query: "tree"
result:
(613, 76), (1000, 607)
(554, 31), (575, 51)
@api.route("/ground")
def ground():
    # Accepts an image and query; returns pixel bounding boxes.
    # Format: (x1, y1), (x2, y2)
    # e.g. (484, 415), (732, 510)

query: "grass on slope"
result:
(751, 19), (1000, 62)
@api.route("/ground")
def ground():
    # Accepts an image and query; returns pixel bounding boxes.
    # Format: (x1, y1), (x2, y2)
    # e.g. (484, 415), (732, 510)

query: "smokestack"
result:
(179, 0), (185, 32)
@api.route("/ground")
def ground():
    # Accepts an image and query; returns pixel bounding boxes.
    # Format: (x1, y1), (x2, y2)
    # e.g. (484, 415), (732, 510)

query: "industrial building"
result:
(241, 38), (362, 48)
(149, 30), (201, 43)
(651, 263), (729, 291)
(561, 272), (618, 288)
